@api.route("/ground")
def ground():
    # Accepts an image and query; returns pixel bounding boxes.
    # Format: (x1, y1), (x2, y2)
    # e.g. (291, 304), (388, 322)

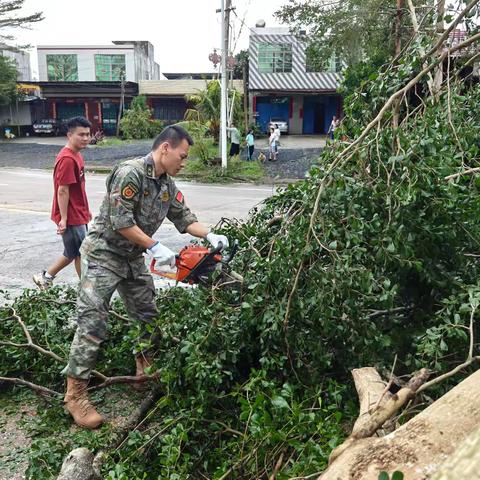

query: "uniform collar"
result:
(144, 152), (168, 182)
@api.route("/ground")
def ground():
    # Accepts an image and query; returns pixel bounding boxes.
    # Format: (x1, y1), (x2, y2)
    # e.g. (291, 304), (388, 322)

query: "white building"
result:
(248, 26), (342, 135)
(0, 49), (31, 81)
(37, 40), (160, 82)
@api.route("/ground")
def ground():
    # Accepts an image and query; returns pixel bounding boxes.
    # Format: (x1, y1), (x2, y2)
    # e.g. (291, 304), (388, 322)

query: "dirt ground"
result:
(0, 385), (150, 480)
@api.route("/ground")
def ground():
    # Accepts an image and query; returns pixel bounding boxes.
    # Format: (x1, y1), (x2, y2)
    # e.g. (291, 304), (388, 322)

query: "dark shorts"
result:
(62, 225), (87, 259)
(229, 143), (240, 156)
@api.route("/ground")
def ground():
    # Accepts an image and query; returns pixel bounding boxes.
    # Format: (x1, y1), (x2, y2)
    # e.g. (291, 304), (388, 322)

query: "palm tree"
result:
(185, 80), (242, 144)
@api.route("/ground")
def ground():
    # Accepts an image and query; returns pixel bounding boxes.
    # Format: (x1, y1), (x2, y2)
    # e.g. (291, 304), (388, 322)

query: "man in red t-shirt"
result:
(33, 116), (92, 289)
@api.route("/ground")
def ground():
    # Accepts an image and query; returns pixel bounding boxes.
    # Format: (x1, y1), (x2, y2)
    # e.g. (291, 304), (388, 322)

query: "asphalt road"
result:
(0, 168), (275, 298)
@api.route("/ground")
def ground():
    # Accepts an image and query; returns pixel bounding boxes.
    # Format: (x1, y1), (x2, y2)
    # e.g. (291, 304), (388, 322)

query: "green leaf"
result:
(271, 395), (290, 410)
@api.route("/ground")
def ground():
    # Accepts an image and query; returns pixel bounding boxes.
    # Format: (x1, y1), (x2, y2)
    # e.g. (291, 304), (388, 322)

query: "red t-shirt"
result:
(51, 147), (90, 226)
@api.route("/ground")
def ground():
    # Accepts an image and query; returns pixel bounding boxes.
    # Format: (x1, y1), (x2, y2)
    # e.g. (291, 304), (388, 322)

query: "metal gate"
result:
(101, 103), (119, 135)
(255, 96), (289, 133)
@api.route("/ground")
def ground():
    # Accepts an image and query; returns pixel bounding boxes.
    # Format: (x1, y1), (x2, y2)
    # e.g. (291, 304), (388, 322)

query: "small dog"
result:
(257, 152), (266, 163)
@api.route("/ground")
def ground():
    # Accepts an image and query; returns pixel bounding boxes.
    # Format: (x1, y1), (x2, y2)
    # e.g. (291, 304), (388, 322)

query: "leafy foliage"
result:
(0, 0), (43, 47)
(186, 80), (243, 143)
(119, 95), (163, 140)
(176, 119), (213, 164)
(0, 54), (18, 105)
(2, 25), (480, 480)
(274, 0), (411, 67)
(0, 0), (43, 105)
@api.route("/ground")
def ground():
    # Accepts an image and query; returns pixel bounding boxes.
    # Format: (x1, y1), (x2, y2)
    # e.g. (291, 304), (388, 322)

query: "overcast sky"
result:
(12, 0), (288, 78)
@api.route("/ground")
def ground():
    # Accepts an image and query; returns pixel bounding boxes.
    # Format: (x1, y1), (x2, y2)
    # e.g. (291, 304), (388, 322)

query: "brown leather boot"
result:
(133, 354), (155, 391)
(64, 376), (103, 429)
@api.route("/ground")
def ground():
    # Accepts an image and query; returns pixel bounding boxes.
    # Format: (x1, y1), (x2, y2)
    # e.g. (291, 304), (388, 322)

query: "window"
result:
(95, 54), (126, 81)
(46, 54), (78, 81)
(258, 43), (292, 73)
(306, 47), (342, 73)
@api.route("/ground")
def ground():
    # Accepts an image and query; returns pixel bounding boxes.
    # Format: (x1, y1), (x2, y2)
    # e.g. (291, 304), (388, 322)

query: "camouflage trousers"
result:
(63, 256), (158, 379)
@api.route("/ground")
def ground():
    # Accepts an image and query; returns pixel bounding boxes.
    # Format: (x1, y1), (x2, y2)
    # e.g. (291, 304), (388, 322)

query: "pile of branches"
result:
(1, 5), (480, 478)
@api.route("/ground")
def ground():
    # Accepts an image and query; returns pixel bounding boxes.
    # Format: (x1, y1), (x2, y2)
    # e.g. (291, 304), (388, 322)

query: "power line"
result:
(232, 0), (252, 53)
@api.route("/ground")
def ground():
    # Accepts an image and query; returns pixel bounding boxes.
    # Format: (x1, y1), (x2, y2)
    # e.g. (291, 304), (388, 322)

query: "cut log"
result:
(351, 367), (393, 437)
(431, 426), (480, 480)
(328, 369), (429, 465)
(319, 368), (480, 479)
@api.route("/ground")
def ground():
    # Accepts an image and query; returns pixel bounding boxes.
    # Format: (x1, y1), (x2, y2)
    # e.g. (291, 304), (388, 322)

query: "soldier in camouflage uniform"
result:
(63, 125), (228, 429)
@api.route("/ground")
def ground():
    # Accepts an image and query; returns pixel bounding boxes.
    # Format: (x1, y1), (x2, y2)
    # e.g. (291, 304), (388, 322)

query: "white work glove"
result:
(206, 232), (229, 250)
(146, 241), (176, 268)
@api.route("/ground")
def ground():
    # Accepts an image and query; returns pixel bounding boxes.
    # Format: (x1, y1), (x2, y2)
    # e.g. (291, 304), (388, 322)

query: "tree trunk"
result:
(319, 369), (480, 479)
(351, 367), (393, 437)
(431, 427), (480, 480)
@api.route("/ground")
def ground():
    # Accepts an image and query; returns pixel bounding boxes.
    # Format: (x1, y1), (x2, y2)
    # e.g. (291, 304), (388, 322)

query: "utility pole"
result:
(243, 59), (248, 132)
(220, 0), (231, 170)
(116, 72), (125, 137)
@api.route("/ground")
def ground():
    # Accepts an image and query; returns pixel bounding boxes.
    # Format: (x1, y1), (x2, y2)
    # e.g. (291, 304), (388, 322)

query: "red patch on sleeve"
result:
(176, 191), (184, 203)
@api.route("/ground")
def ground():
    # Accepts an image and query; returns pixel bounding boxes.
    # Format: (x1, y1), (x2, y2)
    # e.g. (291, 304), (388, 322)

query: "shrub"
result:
(119, 95), (163, 139)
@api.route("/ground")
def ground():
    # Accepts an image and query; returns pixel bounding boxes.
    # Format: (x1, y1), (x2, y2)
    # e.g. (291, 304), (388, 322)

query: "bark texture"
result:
(319, 369), (480, 479)
(56, 448), (101, 480)
(431, 427), (480, 480)
(351, 367), (393, 437)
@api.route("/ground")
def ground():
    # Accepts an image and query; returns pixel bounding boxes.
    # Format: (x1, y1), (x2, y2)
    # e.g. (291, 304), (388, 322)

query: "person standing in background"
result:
(226, 123), (240, 159)
(245, 129), (255, 161)
(268, 127), (277, 162)
(328, 115), (340, 141)
(33, 116), (92, 289)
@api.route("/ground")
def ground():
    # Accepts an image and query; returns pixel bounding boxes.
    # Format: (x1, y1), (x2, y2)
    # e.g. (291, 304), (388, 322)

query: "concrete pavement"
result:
(0, 168), (275, 298)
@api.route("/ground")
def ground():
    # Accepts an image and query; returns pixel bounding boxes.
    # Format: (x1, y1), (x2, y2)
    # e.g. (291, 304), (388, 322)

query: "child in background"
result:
(245, 129), (255, 161)
(268, 127), (277, 161)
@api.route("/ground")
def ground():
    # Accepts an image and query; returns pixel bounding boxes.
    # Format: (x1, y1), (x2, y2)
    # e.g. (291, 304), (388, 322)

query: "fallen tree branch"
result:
(282, 25), (480, 344)
(0, 306), (167, 390)
(87, 374), (159, 392)
(268, 452), (285, 480)
(0, 376), (61, 398)
(445, 166), (480, 181)
(329, 368), (429, 465)
(351, 367), (393, 437)
(319, 369), (480, 479)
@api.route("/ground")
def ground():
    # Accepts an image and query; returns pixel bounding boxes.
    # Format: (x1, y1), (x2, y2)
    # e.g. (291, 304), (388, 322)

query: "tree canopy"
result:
(0, 0), (43, 48)
(0, 53), (17, 104)
(0, 0), (43, 104)
(274, 0), (439, 67)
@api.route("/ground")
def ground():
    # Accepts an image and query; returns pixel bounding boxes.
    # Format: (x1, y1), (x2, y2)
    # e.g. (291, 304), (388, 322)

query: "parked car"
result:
(268, 118), (288, 134)
(32, 118), (67, 136)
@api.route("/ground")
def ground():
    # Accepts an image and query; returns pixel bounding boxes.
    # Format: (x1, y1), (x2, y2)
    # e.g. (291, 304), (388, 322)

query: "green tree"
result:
(186, 80), (243, 143)
(274, 0), (434, 68)
(0, 1), (43, 103)
(0, 0), (43, 47)
(119, 95), (163, 139)
(233, 49), (248, 80)
(0, 54), (17, 104)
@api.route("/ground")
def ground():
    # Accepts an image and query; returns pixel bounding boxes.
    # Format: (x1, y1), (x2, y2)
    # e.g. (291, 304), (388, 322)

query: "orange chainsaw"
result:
(150, 240), (240, 286)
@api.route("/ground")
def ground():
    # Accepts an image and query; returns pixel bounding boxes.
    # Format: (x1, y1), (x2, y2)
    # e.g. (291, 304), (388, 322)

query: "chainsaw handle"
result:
(209, 241), (224, 255)
(149, 255), (179, 278)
